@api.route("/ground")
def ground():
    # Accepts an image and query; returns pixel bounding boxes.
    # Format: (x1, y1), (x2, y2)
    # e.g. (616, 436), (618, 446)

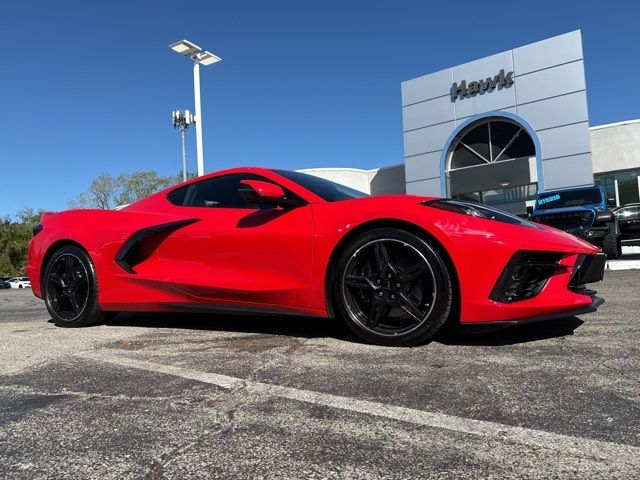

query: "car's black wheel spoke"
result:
(368, 298), (389, 328)
(53, 292), (71, 314)
(72, 265), (87, 287)
(50, 292), (61, 310)
(68, 292), (81, 314)
(65, 255), (75, 278)
(373, 241), (397, 275)
(49, 274), (65, 288)
(345, 275), (375, 290)
(398, 262), (428, 282)
(398, 292), (424, 322)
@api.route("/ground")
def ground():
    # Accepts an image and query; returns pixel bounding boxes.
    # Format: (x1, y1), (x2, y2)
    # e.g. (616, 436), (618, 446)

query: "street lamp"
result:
(170, 39), (222, 177)
(172, 109), (194, 181)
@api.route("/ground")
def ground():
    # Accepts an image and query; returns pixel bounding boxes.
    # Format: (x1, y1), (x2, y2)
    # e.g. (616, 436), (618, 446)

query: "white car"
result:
(8, 277), (31, 289)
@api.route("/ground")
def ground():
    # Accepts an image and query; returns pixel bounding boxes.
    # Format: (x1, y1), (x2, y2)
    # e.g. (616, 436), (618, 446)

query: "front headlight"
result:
(422, 199), (540, 228)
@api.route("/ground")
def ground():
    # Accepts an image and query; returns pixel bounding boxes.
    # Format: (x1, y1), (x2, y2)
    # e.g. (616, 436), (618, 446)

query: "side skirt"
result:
(162, 302), (326, 319)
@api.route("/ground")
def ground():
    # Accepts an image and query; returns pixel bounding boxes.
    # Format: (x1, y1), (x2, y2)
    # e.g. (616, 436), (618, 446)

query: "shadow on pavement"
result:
(102, 311), (352, 341)
(438, 316), (585, 346)
(74, 311), (588, 347)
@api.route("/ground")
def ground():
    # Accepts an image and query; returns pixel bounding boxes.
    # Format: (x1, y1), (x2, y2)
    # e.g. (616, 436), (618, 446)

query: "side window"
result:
(167, 185), (189, 206)
(186, 174), (249, 208)
(167, 174), (301, 208)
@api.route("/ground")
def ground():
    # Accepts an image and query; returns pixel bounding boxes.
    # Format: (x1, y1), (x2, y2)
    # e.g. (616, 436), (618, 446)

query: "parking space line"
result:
(78, 350), (640, 463)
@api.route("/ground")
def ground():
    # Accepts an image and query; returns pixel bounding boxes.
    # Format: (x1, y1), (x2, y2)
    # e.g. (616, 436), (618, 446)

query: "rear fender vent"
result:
(115, 218), (199, 273)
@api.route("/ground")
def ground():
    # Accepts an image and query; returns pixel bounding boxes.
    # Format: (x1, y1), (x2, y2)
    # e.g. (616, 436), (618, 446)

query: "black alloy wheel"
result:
(334, 228), (452, 346)
(43, 245), (109, 327)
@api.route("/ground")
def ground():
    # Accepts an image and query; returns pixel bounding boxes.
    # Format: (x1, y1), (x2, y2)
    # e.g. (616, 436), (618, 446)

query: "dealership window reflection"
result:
(447, 117), (537, 213)
(595, 169), (640, 206)
(450, 119), (535, 169)
(453, 183), (538, 206)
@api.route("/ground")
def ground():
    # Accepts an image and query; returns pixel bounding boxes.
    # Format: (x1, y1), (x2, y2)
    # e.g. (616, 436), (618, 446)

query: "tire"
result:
(332, 228), (453, 346)
(601, 225), (621, 260)
(42, 245), (109, 327)
(18, 285), (23, 289)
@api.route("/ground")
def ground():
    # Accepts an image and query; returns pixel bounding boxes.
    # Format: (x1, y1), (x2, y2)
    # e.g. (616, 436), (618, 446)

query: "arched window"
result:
(449, 118), (535, 170)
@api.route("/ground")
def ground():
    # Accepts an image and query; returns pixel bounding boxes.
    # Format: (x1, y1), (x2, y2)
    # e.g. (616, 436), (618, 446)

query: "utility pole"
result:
(172, 110), (194, 181)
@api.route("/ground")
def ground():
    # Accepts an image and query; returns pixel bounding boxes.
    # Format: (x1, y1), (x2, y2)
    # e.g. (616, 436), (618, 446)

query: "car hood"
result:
(354, 195), (600, 254)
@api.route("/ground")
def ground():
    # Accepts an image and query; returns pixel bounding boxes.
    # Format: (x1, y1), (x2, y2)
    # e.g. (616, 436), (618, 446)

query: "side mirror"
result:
(526, 206), (534, 216)
(240, 179), (285, 200)
(595, 210), (615, 223)
(239, 180), (305, 207)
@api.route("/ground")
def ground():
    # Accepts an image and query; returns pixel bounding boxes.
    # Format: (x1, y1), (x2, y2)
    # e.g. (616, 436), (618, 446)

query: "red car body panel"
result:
(27, 167), (601, 324)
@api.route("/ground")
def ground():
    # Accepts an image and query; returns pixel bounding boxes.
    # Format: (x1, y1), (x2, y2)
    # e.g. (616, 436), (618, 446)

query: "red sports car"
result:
(27, 167), (606, 346)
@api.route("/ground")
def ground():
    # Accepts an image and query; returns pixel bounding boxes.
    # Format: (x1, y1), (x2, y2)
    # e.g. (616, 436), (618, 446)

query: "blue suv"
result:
(529, 185), (621, 259)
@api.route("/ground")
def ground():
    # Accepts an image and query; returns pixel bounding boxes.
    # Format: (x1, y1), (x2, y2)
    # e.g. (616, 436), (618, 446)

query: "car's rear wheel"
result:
(43, 245), (108, 327)
(333, 228), (453, 346)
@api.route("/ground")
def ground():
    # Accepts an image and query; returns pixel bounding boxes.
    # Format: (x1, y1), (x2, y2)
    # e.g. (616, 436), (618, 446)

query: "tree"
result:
(16, 207), (43, 226)
(115, 171), (176, 206)
(70, 170), (188, 209)
(0, 208), (43, 276)
(69, 173), (119, 209)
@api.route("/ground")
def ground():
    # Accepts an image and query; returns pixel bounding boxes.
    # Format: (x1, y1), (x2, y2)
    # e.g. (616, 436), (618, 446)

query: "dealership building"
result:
(303, 31), (640, 214)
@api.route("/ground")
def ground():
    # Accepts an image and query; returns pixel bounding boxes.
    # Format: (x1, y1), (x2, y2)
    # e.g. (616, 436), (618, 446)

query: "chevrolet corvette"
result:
(27, 167), (606, 346)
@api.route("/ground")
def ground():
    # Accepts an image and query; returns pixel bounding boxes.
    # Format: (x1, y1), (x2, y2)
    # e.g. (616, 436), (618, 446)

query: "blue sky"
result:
(2, 0), (639, 217)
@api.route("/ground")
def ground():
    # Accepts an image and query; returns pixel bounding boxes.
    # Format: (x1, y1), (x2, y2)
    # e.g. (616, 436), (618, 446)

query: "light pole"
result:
(170, 39), (222, 177)
(172, 110), (194, 181)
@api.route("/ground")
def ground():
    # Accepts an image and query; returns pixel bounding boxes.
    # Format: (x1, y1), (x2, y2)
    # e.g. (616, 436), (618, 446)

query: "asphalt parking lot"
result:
(1, 271), (639, 479)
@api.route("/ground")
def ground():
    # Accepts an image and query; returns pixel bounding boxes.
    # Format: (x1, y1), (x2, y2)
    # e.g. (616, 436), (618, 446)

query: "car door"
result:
(155, 173), (315, 309)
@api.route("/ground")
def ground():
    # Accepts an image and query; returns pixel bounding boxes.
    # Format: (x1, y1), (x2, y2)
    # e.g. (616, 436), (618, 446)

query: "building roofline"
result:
(590, 119), (640, 131)
(402, 30), (581, 86)
(298, 164), (405, 174)
(298, 167), (378, 174)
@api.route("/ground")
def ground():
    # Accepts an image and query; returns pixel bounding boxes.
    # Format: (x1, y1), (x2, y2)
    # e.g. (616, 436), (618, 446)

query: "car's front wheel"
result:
(601, 225), (621, 259)
(333, 228), (453, 346)
(43, 245), (109, 327)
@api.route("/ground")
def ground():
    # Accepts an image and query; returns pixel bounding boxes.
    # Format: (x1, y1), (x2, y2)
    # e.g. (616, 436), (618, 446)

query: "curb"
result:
(605, 246), (640, 270)
(606, 260), (640, 271)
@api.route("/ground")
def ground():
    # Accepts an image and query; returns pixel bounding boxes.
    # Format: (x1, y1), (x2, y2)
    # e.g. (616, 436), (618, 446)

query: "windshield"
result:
(536, 188), (602, 210)
(273, 170), (369, 202)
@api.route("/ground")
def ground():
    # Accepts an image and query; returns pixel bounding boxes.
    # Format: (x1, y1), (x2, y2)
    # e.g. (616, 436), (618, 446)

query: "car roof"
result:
(538, 185), (601, 195)
(128, 166), (328, 210)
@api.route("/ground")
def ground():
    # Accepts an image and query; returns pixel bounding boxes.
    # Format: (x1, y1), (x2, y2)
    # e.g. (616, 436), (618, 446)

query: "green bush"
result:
(0, 209), (42, 276)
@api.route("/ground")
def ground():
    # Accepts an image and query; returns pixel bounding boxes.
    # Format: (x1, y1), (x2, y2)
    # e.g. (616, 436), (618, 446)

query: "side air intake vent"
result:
(490, 251), (565, 303)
